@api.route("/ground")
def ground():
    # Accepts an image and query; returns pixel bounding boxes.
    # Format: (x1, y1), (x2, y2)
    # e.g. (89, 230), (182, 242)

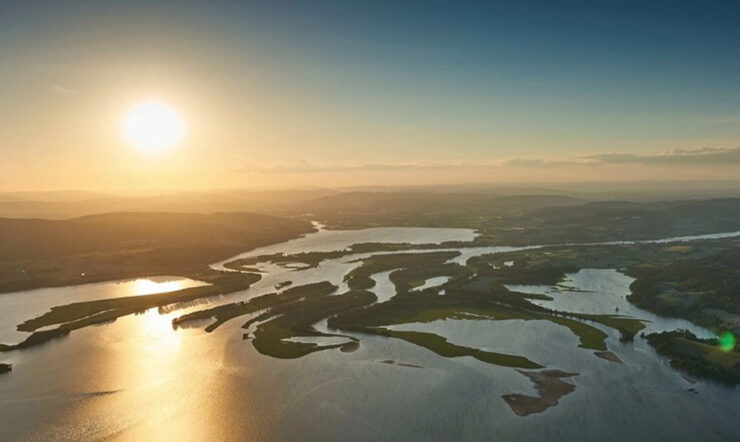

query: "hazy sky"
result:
(1, 0), (739, 191)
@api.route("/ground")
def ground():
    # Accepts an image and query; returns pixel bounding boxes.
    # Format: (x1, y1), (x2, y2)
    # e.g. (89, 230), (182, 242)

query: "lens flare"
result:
(718, 331), (735, 353)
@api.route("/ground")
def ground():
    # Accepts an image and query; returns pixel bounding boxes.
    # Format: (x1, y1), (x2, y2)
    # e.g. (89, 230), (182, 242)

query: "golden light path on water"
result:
(2, 228), (740, 441)
(132, 278), (193, 297)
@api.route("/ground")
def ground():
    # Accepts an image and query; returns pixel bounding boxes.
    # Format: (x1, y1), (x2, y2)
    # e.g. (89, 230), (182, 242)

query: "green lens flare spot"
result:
(718, 332), (736, 353)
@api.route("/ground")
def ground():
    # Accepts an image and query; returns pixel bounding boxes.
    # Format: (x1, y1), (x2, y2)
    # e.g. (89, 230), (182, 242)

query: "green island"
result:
(645, 331), (740, 385)
(247, 288), (374, 358)
(465, 238), (740, 382)
(344, 251), (463, 290)
(223, 241), (464, 272)
(1, 270), (262, 351)
(371, 329), (542, 369)
(3, 196), (740, 394)
(173, 281), (340, 332)
(175, 250), (624, 367)
(0, 329), (71, 352)
(224, 250), (349, 271)
(0, 363), (11, 374)
(388, 262), (470, 293)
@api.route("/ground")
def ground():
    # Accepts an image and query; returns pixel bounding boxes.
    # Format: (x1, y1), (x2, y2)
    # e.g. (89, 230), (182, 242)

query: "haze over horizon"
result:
(2, 0), (740, 191)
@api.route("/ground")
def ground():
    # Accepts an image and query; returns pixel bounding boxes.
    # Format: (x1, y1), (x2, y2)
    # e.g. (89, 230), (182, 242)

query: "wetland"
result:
(1, 203), (740, 441)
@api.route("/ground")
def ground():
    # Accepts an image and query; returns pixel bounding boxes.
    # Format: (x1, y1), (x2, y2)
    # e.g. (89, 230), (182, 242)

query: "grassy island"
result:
(645, 330), (740, 385)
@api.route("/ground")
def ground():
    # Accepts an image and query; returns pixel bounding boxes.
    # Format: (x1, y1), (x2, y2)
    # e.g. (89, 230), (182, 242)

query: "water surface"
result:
(508, 269), (716, 338)
(0, 276), (206, 344)
(1, 227), (738, 441)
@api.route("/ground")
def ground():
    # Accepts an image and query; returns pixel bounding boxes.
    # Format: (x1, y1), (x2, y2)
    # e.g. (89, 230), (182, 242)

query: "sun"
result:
(122, 100), (185, 153)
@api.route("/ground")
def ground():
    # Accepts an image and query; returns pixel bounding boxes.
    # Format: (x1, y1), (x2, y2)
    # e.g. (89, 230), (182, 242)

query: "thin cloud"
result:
(498, 157), (598, 167)
(50, 85), (75, 96)
(585, 147), (740, 165)
(236, 161), (502, 174)
(235, 147), (740, 175)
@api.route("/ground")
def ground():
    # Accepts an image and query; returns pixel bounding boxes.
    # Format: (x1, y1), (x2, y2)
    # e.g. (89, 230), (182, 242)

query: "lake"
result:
(0, 226), (738, 441)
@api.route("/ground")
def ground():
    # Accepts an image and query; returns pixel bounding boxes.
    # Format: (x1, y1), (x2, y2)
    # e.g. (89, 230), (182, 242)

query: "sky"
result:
(1, 0), (739, 191)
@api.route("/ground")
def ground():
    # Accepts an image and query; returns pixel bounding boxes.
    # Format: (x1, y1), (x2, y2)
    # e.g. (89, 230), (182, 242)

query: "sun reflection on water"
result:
(135, 309), (182, 351)
(132, 278), (191, 296)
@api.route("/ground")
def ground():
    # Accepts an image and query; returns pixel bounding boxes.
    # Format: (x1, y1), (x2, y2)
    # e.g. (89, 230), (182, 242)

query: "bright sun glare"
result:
(122, 100), (185, 153)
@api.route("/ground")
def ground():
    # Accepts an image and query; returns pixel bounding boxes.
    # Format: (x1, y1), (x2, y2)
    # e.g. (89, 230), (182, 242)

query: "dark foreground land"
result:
(0, 212), (313, 293)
